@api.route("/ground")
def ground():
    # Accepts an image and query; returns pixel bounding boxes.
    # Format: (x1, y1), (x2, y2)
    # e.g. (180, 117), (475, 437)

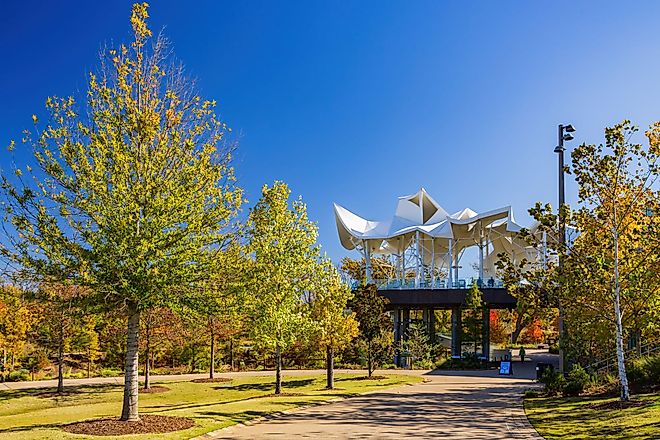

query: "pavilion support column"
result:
(482, 305), (490, 361)
(448, 239), (453, 288)
(402, 309), (410, 368)
(479, 223), (484, 286)
(402, 309), (410, 339)
(393, 309), (402, 367)
(453, 244), (460, 285)
(451, 307), (462, 359)
(430, 238), (435, 289)
(428, 308), (436, 343)
(401, 239), (406, 288)
(415, 231), (421, 288)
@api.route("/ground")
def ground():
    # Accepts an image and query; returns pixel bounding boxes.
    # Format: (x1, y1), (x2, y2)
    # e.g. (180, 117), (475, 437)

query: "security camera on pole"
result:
(554, 123), (575, 374)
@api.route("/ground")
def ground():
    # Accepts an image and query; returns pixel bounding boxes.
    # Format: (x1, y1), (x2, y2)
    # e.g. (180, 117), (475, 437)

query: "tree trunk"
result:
(143, 322), (150, 390)
(229, 338), (234, 371)
(1, 348), (6, 383)
(209, 332), (215, 379)
(367, 340), (373, 377)
(613, 225), (630, 401)
(326, 345), (334, 389)
(57, 321), (65, 393)
(511, 313), (524, 344)
(275, 346), (282, 395)
(121, 302), (140, 421)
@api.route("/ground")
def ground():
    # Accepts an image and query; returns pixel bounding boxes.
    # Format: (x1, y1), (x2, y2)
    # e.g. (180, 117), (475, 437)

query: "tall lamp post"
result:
(554, 123), (575, 374)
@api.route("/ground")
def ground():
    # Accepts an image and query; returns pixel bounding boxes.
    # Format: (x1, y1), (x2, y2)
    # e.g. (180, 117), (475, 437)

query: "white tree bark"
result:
(613, 214), (630, 401)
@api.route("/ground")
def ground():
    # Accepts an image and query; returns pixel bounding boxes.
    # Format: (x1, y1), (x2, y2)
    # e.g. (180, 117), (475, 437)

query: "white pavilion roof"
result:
(334, 188), (524, 250)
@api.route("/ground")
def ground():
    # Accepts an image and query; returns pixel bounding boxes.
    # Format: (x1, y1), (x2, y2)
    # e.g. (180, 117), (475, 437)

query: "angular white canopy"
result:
(334, 188), (534, 280)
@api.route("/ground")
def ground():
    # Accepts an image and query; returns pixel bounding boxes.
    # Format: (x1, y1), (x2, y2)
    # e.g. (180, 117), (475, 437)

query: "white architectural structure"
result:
(334, 188), (542, 289)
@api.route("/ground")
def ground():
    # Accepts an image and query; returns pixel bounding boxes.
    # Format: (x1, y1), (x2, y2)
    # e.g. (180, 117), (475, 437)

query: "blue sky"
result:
(2, 1), (660, 265)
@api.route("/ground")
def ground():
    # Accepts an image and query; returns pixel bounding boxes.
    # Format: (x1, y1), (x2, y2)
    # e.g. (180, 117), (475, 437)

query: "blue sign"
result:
(499, 360), (512, 375)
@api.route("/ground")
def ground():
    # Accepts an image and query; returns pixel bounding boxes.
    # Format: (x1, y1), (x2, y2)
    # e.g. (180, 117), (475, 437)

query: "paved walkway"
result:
(206, 373), (542, 439)
(204, 351), (555, 439)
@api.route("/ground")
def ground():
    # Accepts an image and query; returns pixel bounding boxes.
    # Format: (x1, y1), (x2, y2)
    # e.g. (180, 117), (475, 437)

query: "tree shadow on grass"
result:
(0, 421), (64, 434)
(228, 378), (315, 392)
(0, 383), (121, 402)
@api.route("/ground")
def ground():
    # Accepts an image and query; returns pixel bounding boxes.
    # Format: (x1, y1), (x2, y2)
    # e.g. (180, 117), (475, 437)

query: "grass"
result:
(0, 373), (420, 439)
(525, 393), (660, 440)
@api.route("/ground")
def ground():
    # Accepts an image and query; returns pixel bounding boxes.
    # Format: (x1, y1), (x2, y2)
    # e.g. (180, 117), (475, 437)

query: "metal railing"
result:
(587, 342), (660, 375)
(365, 277), (505, 290)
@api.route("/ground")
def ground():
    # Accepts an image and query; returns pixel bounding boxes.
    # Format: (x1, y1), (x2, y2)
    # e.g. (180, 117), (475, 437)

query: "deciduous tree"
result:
(310, 260), (358, 389)
(0, 3), (242, 420)
(246, 181), (317, 394)
(350, 284), (391, 377)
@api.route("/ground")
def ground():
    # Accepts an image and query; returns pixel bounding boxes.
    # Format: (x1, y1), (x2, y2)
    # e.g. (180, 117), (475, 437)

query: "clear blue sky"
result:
(2, 1), (660, 264)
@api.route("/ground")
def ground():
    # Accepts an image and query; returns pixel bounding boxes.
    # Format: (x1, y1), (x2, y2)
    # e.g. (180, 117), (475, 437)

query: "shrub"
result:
(435, 354), (485, 370)
(627, 354), (660, 391)
(540, 369), (566, 395)
(524, 389), (540, 398)
(548, 344), (559, 355)
(563, 364), (590, 396)
(413, 359), (435, 370)
(99, 368), (122, 377)
(8, 369), (29, 382)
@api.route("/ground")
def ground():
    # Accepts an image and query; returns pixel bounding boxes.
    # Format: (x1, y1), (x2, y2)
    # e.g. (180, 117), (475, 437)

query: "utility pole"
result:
(554, 123), (575, 373)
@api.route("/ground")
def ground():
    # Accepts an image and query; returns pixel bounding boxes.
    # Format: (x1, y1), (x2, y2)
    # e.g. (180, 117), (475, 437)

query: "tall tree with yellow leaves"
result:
(310, 260), (358, 389)
(0, 3), (242, 420)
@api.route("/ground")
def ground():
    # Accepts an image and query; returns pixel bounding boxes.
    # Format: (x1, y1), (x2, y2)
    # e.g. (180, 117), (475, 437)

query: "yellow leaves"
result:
(7, 140), (15, 152)
(31, 114), (38, 124)
(130, 2), (153, 43)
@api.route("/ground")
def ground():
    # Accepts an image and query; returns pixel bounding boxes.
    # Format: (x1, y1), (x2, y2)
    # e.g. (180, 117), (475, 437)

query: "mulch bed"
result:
(350, 375), (388, 381)
(62, 415), (195, 436)
(586, 399), (652, 410)
(190, 377), (232, 384)
(139, 385), (170, 394)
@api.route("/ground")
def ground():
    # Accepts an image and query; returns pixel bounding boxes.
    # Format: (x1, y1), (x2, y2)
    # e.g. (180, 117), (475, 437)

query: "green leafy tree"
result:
(0, 3), (242, 420)
(246, 181), (317, 394)
(34, 282), (89, 392)
(463, 281), (483, 355)
(402, 321), (434, 368)
(566, 121), (660, 401)
(340, 256), (397, 285)
(72, 315), (100, 379)
(350, 284), (391, 377)
(310, 260), (358, 389)
(500, 121), (660, 402)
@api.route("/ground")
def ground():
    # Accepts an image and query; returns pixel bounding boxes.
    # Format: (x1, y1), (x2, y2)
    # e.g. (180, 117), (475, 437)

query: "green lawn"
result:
(525, 393), (660, 440)
(0, 373), (420, 439)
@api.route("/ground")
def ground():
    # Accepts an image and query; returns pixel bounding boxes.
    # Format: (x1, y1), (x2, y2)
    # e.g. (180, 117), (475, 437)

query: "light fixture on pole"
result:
(555, 123), (575, 374)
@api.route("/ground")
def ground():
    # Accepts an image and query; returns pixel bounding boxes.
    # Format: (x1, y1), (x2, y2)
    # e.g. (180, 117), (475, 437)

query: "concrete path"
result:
(203, 350), (555, 439)
(206, 373), (541, 439)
